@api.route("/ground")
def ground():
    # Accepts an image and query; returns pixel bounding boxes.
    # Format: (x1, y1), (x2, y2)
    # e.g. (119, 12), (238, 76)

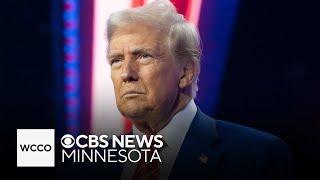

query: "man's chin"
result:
(118, 104), (148, 120)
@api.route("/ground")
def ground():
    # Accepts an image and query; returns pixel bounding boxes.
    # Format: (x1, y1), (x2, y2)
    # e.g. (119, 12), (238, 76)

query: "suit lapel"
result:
(169, 108), (223, 179)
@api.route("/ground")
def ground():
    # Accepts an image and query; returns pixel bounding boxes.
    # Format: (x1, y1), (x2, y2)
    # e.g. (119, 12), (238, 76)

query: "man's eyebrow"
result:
(108, 52), (123, 57)
(107, 47), (156, 62)
(130, 47), (154, 55)
(107, 52), (123, 60)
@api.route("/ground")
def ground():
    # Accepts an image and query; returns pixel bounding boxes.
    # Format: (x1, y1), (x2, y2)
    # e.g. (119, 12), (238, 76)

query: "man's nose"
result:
(120, 61), (138, 82)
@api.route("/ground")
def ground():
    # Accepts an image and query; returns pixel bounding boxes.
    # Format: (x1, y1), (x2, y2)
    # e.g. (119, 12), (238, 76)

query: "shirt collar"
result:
(133, 100), (197, 149)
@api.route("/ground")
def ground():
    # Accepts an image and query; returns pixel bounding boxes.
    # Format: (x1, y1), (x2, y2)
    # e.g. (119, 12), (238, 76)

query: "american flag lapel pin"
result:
(199, 154), (208, 164)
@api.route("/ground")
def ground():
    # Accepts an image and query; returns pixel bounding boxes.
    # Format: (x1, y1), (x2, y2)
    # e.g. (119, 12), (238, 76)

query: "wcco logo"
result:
(20, 144), (52, 152)
(17, 129), (55, 167)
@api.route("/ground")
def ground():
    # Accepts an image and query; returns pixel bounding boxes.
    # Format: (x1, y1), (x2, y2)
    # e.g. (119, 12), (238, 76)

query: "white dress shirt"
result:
(121, 100), (197, 180)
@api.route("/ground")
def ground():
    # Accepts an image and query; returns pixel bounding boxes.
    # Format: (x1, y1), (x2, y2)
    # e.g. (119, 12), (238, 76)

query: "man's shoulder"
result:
(194, 109), (289, 155)
(215, 119), (284, 144)
(179, 110), (292, 179)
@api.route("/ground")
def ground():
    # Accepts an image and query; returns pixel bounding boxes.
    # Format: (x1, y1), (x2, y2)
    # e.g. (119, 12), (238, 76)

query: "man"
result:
(107, 0), (292, 179)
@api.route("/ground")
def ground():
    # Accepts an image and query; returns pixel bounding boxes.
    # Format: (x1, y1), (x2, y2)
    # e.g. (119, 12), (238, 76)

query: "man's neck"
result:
(132, 94), (192, 135)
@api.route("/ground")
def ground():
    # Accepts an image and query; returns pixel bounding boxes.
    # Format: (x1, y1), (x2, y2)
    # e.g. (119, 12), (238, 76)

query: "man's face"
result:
(108, 23), (180, 120)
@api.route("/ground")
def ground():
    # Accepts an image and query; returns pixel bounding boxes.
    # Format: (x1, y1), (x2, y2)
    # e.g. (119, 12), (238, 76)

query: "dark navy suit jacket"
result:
(60, 107), (292, 180)
(167, 108), (292, 179)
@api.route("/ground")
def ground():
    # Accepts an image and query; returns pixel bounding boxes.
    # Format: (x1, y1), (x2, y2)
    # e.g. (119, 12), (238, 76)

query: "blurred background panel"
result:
(1, 0), (55, 178)
(1, 0), (319, 179)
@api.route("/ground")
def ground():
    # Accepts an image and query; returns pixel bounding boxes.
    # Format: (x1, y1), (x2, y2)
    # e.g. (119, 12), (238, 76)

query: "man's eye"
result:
(111, 59), (119, 64)
(110, 59), (122, 67)
(140, 53), (152, 59)
(138, 53), (153, 64)
(138, 53), (152, 59)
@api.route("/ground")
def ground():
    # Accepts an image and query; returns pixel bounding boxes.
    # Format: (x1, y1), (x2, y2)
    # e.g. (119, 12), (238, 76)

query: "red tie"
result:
(132, 139), (166, 180)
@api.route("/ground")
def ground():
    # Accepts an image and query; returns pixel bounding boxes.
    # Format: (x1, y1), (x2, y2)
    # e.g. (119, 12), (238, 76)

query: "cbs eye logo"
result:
(61, 134), (75, 148)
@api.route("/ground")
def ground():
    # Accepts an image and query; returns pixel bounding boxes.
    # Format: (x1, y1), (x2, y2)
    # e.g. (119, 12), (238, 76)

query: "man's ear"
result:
(179, 60), (196, 89)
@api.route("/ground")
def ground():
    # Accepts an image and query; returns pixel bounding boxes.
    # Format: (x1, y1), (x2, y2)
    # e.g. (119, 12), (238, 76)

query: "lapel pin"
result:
(199, 154), (208, 164)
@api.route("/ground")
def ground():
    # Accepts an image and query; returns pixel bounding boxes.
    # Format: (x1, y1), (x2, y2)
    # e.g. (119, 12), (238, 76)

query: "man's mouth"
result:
(121, 91), (145, 98)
